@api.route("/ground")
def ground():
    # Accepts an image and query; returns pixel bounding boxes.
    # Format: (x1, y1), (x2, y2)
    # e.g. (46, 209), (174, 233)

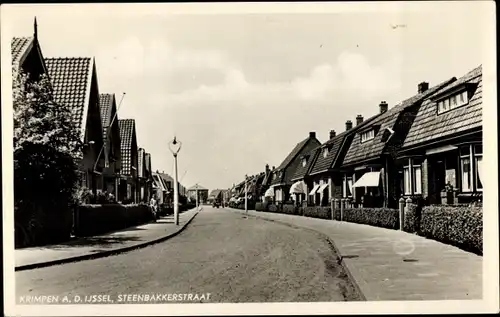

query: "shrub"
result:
(75, 203), (154, 236)
(255, 202), (267, 212)
(404, 204), (420, 233)
(303, 206), (331, 219)
(282, 204), (299, 215)
(268, 204), (279, 213)
(343, 208), (399, 230)
(418, 205), (482, 255)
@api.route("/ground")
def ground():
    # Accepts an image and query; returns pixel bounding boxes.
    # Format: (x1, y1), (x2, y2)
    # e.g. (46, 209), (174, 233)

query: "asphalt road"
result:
(16, 207), (361, 303)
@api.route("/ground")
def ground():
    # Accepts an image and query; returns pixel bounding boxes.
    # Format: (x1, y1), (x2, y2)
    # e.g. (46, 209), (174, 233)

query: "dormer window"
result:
(323, 148), (329, 158)
(302, 158), (307, 167)
(361, 129), (375, 143)
(437, 90), (469, 114)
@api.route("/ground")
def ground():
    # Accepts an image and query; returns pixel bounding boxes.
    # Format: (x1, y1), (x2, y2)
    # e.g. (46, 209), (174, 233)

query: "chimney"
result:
(345, 120), (353, 131)
(356, 115), (364, 126)
(309, 131), (316, 138)
(265, 164), (270, 174)
(418, 82), (429, 94)
(379, 101), (388, 114)
(272, 166), (275, 170)
(329, 130), (336, 139)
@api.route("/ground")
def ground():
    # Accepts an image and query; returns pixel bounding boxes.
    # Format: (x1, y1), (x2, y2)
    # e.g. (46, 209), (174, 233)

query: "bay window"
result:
(403, 166), (411, 195)
(413, 164), (422, 194)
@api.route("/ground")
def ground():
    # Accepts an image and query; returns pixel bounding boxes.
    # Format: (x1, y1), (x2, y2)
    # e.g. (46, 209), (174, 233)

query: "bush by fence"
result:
(418, 205), (482, 255)
(255, 202), (267, 212)
(343, 207), (399, 230)
(282, 204), (299, 215)
(302, 206), (331, 219)
(75, 203), (154, 236)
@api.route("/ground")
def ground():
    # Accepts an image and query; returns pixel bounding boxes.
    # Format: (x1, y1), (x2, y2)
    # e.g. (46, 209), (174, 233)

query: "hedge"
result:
(343, 207), (399, 230)
(302, 206), (331, 220)
(282, 204), (300, 215)
(75, 203), (154, 236)
(255, 202), (267, 212)
(268, 204), (280, 213)
(404, 204), (420, 233)
(418, 205), (482, 255)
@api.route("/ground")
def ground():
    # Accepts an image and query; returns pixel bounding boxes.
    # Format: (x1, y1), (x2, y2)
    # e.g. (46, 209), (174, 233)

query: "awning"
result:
(264, 186), (275, 197)
(289, 181), (307, 194)
(352, 171), (381, 188)
(309, 184), (320, 196)
(317, 183), (329, 193)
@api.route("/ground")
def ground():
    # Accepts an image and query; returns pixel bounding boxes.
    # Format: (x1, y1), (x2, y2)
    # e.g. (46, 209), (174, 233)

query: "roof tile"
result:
(119, 119), (136, 175)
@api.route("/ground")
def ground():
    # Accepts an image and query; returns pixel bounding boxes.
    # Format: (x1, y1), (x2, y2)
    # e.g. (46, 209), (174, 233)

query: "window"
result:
(323, 148), (329, 158)
(475, 144), (483, 191)
(302, 158), (307, 167)
(403, 166), (411, 195)
(437, 90), (470, 114)
(413, 165), (422, 194)
(361, 129), (375, 143)
(343, 175), (353, 197)
(461, 157), (471, 192)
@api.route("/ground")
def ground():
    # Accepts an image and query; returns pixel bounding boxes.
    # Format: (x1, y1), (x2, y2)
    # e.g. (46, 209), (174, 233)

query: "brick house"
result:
(152, 171), (168, 204)
(290, 146), (320, 205)
(98, 93), (121, 198)
(291, 116), (380, 207)
(269, 132), (321, 202)
(398, 65), (483, 205)
(44, 55), (106, 194)
(118, 119), (138, 203)
(340, 79), (455, 208)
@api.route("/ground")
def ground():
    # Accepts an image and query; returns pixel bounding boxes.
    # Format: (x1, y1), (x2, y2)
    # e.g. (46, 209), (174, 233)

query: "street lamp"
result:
(169, 136), (182, 225)
(245, 174), (248, 216)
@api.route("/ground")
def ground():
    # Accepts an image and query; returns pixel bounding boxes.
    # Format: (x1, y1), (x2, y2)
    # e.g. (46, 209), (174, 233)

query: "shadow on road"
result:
(40, 235), (145, 250)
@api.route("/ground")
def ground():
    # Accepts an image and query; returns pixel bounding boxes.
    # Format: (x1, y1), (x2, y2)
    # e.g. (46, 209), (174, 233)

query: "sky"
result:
(3, 2), (491, 191)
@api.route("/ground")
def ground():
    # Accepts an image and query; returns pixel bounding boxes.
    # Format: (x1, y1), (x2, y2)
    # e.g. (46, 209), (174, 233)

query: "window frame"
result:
(437, 89), (470, 115)
(475, 144), (483, 192)
(403, 165), (411, 195)
(360, 129), (375, 143)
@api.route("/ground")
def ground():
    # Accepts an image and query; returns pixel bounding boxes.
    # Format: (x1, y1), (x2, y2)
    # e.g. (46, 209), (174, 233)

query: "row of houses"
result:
(233, 65), (483, 209)
(12, 19), (188, 205)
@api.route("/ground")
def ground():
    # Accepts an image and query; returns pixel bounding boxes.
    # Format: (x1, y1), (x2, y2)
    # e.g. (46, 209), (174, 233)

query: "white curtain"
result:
(477, 157), (483, 185)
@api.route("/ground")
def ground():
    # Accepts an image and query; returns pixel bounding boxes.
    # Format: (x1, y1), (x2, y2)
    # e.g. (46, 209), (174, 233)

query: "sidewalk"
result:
(230, 208), (482, 301)
(15, 208), (199, 271)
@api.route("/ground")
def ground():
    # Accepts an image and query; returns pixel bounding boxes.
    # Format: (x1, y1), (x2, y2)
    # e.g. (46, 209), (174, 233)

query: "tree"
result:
(13, 67), (83, 247)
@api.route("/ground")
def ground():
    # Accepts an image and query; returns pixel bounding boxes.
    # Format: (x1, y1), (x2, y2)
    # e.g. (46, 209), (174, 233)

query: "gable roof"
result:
(158, 172), (174, 189)
(138, 148), (145, 178)
(291, 146), (321, 181)
(118, 119), (136, 175)
(188, 184), (208, 191)
(209, 189), (223, 198)
(402, 65), (482, 150)
(45, 57), (96, 141)
(342, 78), (456, 166)
(11, 37), (34, 66)
(99, 93), (116, 140)
(276, 137), (310, 171)
(145, 153), (152, 173)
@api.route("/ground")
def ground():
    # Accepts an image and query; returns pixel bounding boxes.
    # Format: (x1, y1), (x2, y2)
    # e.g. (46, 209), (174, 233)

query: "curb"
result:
(228, 208), (367, 301)
(15, 210), (200, 272)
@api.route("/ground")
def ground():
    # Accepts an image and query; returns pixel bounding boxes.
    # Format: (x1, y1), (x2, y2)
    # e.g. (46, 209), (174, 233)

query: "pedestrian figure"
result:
(150, 196), (157, 219)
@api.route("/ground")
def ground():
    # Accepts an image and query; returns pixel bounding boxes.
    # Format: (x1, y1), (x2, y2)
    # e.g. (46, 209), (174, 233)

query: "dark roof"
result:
(276, 138), (310, 170)
(403, 65), (482, 149)
(342, 77), (456, 166)
(188, 184), (208, 191)
(291, 147), (320, 181)
(99, 93), (116, 141)
(158, 172), (174, 188)
(11, 37), (33, 66)
(119, 119), (136, 175)
(45, 57), (94, 140)
(209, 189), (223, 198)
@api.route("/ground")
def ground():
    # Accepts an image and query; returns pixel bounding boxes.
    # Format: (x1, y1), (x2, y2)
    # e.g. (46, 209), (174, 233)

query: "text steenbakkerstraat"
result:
(19, 293), (212, 304)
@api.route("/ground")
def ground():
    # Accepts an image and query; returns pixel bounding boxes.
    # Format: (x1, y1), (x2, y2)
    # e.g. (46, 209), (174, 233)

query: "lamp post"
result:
(195, 183), (199, 210)
(169, 136), (182, 226)
(245, 174), (248, 216)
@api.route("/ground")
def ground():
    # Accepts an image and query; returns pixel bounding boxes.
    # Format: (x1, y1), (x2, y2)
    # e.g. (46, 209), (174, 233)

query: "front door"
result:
(430, 160), (446, 204)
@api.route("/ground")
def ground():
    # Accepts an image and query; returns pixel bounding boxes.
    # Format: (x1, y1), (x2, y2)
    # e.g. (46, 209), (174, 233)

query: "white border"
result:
(2, 2), (498, 316)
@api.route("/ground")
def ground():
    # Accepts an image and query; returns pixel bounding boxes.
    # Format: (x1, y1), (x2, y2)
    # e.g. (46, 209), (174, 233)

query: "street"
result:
(16, 207), (361, 303)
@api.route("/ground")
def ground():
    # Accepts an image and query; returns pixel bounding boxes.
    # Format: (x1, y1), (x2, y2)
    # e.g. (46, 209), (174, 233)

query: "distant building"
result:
(118, 119), (138, 203)
(187, 184), (209, 204)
